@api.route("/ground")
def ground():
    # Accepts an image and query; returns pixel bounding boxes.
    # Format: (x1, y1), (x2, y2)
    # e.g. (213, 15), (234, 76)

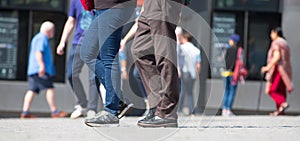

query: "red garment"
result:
(232, 47), (248, 85)
(269, 65), (287, 112)
(266, 38), (293, 93)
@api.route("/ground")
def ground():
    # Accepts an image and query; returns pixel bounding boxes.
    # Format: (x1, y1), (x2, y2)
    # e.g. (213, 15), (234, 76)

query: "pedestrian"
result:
(80, 0), (136, 126)
(119, 0), (151, 119)
(132, 0), (184, 128)
(221, 34), (244, 116)
(21, 21), (68, 118)
(177, 31), (201, 116)
(261, 27), (293, 116)
(56, 0), (100, 119)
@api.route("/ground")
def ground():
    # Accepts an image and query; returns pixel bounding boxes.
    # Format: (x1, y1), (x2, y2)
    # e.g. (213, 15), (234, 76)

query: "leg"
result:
(87, 70), (100, 112)
(133, 65), (148, 100)
(67, 44), (87, 108)
(178, 76), (186, 113)
(147, 0), (182, 120)
(222, 77), (230, 110)
(132, 15), (161, 109)
(187, 78), (195, 115)
(45, 88), (57, 112)
(22, 91), (35, 112)
(228, 78), (237, 110)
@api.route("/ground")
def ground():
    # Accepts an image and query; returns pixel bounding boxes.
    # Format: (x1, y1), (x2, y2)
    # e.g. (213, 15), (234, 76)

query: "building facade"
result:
(0, 0), (299, 115)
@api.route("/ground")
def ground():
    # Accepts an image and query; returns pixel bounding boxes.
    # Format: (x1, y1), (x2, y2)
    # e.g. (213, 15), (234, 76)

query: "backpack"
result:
(80, 0), (94, 11)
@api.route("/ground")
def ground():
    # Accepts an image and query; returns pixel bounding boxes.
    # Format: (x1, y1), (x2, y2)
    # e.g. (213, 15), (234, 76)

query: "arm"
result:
(120, 21), (138, 51)
(36, 51), (45, 77)
(56, 17), (76, 55)
(261, 49), (281, 73)
(196, 62), (201, 79)
(121, 59), (128, 80)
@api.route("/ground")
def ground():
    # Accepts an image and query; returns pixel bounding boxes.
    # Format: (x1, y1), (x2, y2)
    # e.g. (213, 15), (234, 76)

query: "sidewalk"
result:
(1, 116), (300, 141)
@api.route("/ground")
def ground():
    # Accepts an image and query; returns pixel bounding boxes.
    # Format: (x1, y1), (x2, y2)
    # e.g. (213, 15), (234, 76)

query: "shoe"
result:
(137, 116), (178, 128)
(138, 108), (156, 123)
(117, 101), (134, 119)
(51, 111), (68, 118)
(20, 113), (36, 119)
(84, 111), (119, 127)
(70, 105), (87, 119)
(86, 110), (96, 119)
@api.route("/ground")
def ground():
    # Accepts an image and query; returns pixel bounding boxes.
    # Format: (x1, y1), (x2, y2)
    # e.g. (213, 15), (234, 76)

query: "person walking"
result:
(221, 34), (243, 116)
(80, 0), (136, 126)
(261, 27), (293, 116)
(132, 0), (184, 128)
(56, 0), (100, 119)
(21, 21), (68, 118)
(177, 31), (201, 115)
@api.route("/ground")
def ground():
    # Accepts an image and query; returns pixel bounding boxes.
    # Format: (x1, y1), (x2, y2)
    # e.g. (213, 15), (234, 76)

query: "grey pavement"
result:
(1, 116), (300, 141)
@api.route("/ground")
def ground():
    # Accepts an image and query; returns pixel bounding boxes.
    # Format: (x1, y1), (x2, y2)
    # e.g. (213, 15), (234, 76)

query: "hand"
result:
(119, 39), (126, 52)
(56, 43), (65, 55)
(121, 71), (128, 80)
(261, 66), (269, 74)
(288, 87), (294, 94)
(38, 66), (46, 77)
(178, 70), (181, 78)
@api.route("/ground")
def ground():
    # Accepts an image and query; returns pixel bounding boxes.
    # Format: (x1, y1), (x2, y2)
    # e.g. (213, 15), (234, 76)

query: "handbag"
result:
(232, 47), (248, 85)
(80, 0), (95, 11)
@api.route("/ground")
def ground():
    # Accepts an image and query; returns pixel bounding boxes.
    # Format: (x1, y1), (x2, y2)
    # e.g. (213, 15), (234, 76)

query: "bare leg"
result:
(46, 88), (57, 112)
(22, 91), (35, 112)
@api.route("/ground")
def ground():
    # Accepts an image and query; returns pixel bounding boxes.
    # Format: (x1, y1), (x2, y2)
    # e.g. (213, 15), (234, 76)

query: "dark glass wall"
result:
(0, 1), (67, 82)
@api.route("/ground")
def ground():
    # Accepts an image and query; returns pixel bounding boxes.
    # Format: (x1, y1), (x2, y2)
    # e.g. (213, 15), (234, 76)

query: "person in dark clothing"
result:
(221, 34), (240, 116)
(132, 0), (184, 128)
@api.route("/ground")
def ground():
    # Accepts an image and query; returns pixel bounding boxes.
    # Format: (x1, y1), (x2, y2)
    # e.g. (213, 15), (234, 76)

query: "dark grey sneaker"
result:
(117, 102), (134, 119)
(84, 111), (119, 127)
(138, 108), (156, 123)
(137, 116), (178, 128)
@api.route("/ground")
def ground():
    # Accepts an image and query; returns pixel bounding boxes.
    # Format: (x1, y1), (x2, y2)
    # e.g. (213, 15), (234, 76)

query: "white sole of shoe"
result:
(84, 122), (119, 127)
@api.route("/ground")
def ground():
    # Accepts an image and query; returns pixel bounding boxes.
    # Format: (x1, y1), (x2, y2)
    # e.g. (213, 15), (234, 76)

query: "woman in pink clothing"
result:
(261, 27), (293, 116)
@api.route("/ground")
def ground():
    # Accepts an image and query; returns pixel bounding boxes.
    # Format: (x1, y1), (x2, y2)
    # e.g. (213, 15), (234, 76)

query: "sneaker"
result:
(86, 110), (96, 119)
(117, 101), (134, 119)
(51, 111), (68, 118)
(84, 111), (119, 127)
(20, 113), (36, 119)
(138, 108), (156, 122)
(70, 105), (87, 119)
(137, 116), (178, 128)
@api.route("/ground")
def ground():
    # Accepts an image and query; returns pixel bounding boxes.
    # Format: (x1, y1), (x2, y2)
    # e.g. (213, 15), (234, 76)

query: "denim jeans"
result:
(80, 8), (135, 115)
(223, 76), (237, 110)
(178, 72), (195, 114)
(133, 65), (147, 100)
(66, 44), (99, 111)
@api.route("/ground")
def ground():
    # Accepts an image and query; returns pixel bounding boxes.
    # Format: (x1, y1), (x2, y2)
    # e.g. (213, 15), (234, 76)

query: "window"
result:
(0, 0), (66, 12)
(246, 12), (281, 80)
(0, 11), (18, 79)
(214, 0), (279, 12)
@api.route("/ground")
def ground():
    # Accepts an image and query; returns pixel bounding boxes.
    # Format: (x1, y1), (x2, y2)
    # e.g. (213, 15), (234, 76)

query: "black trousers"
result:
(132, 0), (183, 120)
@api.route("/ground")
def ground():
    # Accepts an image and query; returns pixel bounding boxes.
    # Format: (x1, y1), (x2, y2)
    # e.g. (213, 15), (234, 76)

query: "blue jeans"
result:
(66, 44), (99, 111)
(223, 76), (237, 110)
(80, 8), (135, 115)
(133, 65), (147, 100)
(178, 72), (195, 114)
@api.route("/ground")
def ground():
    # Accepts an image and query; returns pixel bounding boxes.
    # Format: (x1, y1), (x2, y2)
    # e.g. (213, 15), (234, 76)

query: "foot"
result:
(20, 113), (36, 119)
(51, 111), (68, 118)
(70, 105), (87, 119)
(270, 110), (280, 116)
(86, 110), (96, 119)
(137, 116), (178, 128)
(278, 102), (289, 114)
(117, 101), (134, 119)
(138, 108), (156, 123)
(84, 111), (119, 127)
